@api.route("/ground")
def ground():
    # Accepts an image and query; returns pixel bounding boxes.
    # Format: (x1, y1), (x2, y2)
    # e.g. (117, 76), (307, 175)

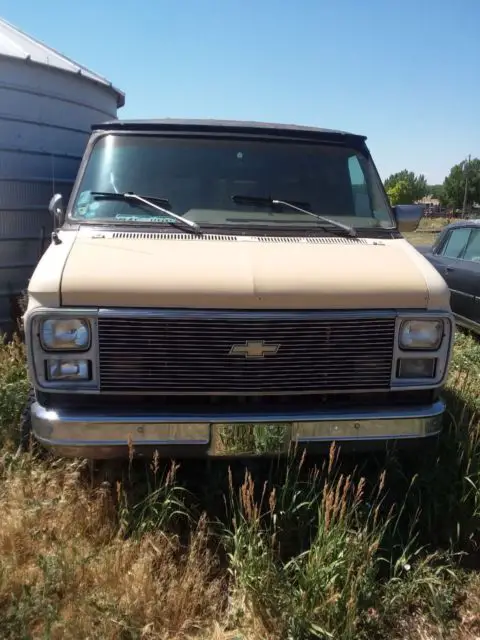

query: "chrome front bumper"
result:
(31, 400), (446, 459)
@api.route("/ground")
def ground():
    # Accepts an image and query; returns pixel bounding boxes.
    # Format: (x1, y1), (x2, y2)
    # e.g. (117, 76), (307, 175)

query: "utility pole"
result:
(462, 154), (471, 218)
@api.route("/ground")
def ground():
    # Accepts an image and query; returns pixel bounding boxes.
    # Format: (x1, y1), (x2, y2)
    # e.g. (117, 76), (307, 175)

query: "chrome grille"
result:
(98, 312), (396, 394)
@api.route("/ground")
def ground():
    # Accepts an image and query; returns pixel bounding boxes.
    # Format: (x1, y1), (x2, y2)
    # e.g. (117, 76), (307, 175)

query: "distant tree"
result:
(384, 170), (428, 205)
(442, 158), (480, 210)
(427, 184), (444, 200)
(386, 180), (413, 206)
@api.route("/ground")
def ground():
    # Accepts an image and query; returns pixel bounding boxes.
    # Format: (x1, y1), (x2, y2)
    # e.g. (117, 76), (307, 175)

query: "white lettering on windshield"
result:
(114, 214), (177, 223)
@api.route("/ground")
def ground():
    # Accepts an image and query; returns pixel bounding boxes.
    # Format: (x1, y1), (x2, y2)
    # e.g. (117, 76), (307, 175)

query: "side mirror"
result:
(393, 204), (424, 233)
(48, 193), (65, 228)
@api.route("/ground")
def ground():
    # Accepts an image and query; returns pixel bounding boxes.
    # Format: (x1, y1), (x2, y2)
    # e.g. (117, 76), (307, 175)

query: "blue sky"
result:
(2, 0), (479, 183)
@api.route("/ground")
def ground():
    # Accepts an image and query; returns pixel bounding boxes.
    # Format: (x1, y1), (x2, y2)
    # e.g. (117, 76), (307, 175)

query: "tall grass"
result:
(0, 336), (29, 448)
(0, 330), (478, 638)
(224, 448), (464, 639)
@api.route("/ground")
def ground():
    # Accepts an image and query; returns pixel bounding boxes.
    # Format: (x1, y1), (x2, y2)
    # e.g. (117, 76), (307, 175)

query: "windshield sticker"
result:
(74, 190), (103, 218)
(114, 214), (177, 223)
(84, 202), (100, 218)
(75, 190), (94, 217)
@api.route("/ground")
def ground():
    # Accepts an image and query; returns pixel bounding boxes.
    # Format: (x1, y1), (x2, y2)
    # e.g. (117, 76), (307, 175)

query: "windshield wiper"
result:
(232, 195), (310, 209)
(92, 191), (171, 206)
(273, 199), (356, 236)
(90, 191), (201, 234)
(231, 195), (357, 237)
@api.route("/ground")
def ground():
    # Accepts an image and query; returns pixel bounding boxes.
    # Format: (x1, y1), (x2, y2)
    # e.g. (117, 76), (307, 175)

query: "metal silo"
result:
(0, 17), (125, 332)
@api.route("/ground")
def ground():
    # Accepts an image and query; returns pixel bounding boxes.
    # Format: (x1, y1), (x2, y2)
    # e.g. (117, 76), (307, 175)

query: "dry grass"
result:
(403, 215), (452, 247)
(403, 231), (437, 247)
(0, 325), (478, 639)
(418, 217), (453, 232)
(0, 453), (226, 639)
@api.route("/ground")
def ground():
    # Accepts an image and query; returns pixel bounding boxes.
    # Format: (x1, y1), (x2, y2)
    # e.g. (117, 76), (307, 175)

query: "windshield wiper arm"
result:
(123, 193), (201, 233)
(231, 195), (356, 236)
(90, 191), (201, 234)
(272, 199), (357, 236)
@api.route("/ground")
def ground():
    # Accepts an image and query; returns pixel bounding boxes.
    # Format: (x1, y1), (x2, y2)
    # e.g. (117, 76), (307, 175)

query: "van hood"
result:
(58, 229), (450, 310)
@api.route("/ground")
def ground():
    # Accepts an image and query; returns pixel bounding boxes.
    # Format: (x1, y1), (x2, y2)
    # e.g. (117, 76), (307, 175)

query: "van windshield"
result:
(69, 134), (395, 230)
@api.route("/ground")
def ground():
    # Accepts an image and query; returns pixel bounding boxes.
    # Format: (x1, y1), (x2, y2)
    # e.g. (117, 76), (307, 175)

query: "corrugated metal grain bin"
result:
(0, 18), (124, 332)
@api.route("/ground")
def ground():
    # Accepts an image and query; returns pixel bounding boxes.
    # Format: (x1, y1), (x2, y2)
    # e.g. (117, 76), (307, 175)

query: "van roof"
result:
(91, 118), (367, 145)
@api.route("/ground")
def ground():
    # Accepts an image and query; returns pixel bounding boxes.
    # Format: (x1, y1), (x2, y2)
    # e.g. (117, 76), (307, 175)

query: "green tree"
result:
(442, 158), (480, 210)
(386, 180), (413, 206)
(384, 170), (428, 205)
(427, 184), (444, 200)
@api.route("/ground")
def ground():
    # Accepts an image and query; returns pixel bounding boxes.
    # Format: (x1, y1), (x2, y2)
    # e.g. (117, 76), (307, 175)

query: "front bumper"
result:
(31, 400), (446, 459)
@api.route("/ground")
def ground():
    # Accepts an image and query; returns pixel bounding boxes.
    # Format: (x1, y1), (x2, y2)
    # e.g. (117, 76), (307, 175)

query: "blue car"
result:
(419, 219), (480, 334)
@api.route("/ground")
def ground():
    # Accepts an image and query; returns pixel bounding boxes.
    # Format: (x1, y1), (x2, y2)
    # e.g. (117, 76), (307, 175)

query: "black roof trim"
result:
(91, 118), (367, 143)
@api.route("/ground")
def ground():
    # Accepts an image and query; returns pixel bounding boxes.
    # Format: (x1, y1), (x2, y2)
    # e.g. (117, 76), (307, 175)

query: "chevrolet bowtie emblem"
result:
(229, 340), (281, 358)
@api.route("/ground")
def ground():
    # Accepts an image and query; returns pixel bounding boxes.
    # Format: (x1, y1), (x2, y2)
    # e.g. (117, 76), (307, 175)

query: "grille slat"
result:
(98, 357), (393, 366)
(98, 314), (396, 394)
(98, 347), (394, 355)
(98, 361), (394, 368)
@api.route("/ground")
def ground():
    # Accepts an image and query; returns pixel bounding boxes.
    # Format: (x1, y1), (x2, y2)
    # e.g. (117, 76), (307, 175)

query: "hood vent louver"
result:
(108, 231), (368, 245)
(258, 235), (367, 244)
(111, 231), (238, 241)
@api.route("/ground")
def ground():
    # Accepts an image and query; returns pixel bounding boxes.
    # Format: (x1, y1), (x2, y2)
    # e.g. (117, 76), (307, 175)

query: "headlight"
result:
(397, 358), (436, 378)
(399, 319), (443, 350)
(40, 318), (90, 351)
(46, 359), (90, 381)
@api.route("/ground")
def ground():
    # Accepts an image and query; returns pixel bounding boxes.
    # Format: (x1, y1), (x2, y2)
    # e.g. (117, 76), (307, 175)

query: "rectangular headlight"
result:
(397, 358), (436, 379)
(46, 359), (91, 381)
(40, 318), (90, 351)
(399, 319), (443, 350)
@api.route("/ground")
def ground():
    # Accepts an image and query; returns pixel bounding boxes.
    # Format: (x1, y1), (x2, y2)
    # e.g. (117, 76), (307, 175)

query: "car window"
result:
(439, 227), (472, 259)
(463, 229), (480, 262)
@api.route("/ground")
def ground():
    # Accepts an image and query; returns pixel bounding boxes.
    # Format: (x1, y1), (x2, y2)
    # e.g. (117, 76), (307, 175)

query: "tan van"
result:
(23, 119), (454, 459)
